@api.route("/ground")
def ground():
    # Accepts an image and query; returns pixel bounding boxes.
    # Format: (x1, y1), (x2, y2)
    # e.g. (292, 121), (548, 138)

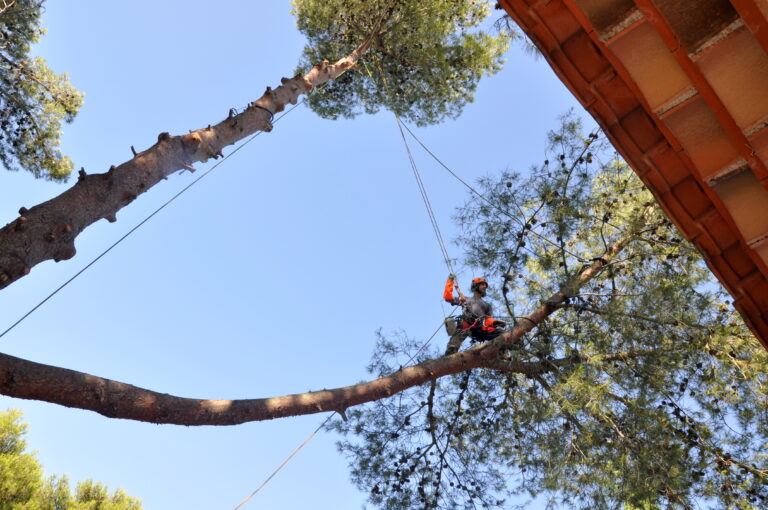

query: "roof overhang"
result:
(499, 0), (768, 349)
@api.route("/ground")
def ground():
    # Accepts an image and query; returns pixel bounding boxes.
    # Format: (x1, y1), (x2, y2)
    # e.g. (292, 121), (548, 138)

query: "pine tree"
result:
(293, 0), (511, 126)
(332, 114), (768, 510)
(0, 409), (142, 509)
(0, 0), (83, 180)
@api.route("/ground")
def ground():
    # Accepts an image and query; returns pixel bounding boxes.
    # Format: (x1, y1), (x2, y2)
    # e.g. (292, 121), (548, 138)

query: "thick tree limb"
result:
(0, 40), (373, 290)
(0, 230), (637, 425)
(0, 350), (488, 425)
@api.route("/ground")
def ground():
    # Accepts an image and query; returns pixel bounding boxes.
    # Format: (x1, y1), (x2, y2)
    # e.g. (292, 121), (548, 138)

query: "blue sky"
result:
(0, 2), (586, 508)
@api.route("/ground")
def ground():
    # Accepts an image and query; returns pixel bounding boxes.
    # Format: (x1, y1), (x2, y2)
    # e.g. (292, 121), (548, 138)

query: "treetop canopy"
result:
(292, 0), (512, 126)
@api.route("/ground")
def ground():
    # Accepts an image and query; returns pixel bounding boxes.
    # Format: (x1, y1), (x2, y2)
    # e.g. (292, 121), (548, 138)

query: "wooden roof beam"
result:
(633, 0), (768, 190)
(498, 0), (768, 346)
(730, 0), (768, 56)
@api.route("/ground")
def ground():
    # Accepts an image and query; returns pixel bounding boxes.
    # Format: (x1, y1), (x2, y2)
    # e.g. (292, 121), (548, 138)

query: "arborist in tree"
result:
(443, 275), (506, 355)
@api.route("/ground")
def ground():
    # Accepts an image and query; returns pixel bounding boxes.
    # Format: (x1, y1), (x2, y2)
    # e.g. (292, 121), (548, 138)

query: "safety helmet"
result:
(470, 277), (488, 292)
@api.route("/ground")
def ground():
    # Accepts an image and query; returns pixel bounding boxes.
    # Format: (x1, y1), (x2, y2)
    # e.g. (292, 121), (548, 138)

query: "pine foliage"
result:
(0, 409), (142, 509)
(292, 0), (511, 126)
(333, 114), (768, 510)
(0, 0), (83, 180)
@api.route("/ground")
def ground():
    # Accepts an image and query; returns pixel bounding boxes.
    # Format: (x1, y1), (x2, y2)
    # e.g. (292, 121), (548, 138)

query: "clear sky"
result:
(0, 2), (586, 508)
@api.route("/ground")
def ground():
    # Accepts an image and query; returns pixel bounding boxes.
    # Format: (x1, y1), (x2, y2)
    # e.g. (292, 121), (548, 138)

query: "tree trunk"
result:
(0, 44), (370, 290)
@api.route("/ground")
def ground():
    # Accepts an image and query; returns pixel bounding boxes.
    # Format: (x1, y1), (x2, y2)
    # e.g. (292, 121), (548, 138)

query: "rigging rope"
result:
(232, 412), (336, 510)
(367, 53), (456, 276)
(398, 121), (587, 263)
(395, 115), (455, 275)
(232, 310), (455, 509)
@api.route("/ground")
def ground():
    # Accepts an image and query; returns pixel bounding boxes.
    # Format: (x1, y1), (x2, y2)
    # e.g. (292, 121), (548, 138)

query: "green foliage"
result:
(0, 0), (83, 180)
(334, 113), (768, 509)
(0, 410), (41, 508)
(0, 410), (141, 509)
(70, 480), (141, 510)
(292, 0), (511, 126)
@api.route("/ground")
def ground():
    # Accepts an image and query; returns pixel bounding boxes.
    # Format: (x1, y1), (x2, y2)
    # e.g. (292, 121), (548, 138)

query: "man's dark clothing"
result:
(443, 278), (504, 354)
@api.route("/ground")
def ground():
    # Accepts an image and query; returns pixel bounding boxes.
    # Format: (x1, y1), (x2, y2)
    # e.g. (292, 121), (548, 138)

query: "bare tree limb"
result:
(0, 38), (374, 290)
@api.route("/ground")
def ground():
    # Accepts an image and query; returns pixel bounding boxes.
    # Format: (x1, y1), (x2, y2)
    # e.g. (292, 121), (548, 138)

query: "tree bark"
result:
(0, 232), (634, 425)
(0, 43), (370, 290)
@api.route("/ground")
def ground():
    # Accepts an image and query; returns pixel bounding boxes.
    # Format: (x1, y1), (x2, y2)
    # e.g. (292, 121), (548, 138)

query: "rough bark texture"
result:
(0, 234), (630, 425)
(0, 46), (368, 290)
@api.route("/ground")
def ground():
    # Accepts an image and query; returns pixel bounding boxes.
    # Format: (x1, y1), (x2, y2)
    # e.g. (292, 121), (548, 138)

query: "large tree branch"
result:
(0, 39), (374, 290)
(0, 228), (640, 425)
(0, 349), (489, 425)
